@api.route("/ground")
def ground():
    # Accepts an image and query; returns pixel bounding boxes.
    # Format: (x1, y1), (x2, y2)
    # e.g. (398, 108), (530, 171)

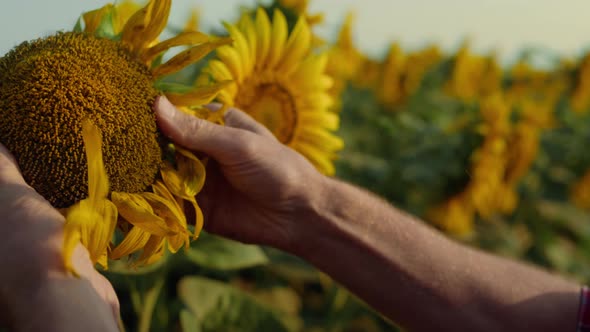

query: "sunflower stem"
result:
(138, 275), (166, 332)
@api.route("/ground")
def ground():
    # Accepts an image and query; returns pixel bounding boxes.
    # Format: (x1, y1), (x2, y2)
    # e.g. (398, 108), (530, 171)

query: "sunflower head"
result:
(0, 32), (161, 208)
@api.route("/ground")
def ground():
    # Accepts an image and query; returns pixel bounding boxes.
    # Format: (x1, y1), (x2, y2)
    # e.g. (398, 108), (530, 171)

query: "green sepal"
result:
(73, 17), (83, 33)
(93, 7), (118, 40)
(154, 81), (196, 94)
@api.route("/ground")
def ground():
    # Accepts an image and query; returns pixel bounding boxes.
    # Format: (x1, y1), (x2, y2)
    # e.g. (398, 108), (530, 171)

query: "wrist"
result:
(285, 174), (339, 257)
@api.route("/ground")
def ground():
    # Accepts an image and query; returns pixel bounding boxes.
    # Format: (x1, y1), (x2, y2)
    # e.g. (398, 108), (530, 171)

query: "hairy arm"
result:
(294, 178), (580, 331)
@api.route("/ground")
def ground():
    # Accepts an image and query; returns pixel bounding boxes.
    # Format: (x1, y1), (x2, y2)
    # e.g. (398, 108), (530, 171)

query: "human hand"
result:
(0, 143), (119, 331)
(155, 96), (327, 252)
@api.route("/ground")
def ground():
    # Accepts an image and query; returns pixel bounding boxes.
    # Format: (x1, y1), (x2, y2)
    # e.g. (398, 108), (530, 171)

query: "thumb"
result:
(154, 96), (259, 163)
(0, 143), (27, 186)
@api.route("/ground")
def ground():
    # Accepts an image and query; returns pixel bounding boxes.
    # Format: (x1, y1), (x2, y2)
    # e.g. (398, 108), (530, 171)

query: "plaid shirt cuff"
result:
(578, 286), (590, 332)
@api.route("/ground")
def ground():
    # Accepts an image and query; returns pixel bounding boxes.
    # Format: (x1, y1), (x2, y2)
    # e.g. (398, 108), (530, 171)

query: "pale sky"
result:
(1, 0), (590, 64)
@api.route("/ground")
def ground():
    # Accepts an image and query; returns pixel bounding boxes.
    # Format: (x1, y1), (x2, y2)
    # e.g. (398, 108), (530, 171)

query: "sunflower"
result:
(445, 44), (501, 101)
(0, 0), (231, 271)
(376, 43), (405, 107)
(202, 8), (343, 175)
(464, 94), (511, 218)
(427, 94), (511, 236)
(325, 13), (364, 93)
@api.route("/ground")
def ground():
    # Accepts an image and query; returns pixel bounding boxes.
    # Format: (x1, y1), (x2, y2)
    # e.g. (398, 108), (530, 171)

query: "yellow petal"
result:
(112, 1), (141, 33)
(238, 15), (257, 69)
(63, 120), (118, 270)
(66, 198), (118, 269)
(97, 253), (109, 270)
(141, 31), (210, 64)
(111, 192), (175, 237)
(167, 232), (189, 253)
(206, 59), (234, 82)
(189, 199), (204, 240)
(302, 92), (333, 110)
(165, 80), (233, 107)
(298, 127), (344, 151)
(291, 54), (328, 87)
(255, 8), (271, 69)
(299, 112), (339, 131)
(110, 226), (152, 260)
(136, 236), (165, 266)
(224, 22), (252, 75)
(291, 141), (335, 176)
(158, 150), (206, 240)
(204, 61), (238, 97)
(182, 8), (200, 32)
(82, 120), (108, 203)
(121, 0), (171, 54)
(153, 38), (232, 78)
(161, 148), (206, 200)
(278, 17), (311, 74)
(142, 192), (188, 233)
(266, 9), (288, 69)
(216, 45), (244, 83)
(62, 222), (82, 275)
(217, 90), (235, 106)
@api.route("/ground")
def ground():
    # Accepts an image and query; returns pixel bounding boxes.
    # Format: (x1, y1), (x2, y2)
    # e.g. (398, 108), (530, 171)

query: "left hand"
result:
(0, 143), (119, 331)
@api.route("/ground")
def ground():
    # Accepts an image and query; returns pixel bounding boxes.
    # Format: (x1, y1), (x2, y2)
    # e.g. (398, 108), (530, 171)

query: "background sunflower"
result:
(201, 8), (343, 175)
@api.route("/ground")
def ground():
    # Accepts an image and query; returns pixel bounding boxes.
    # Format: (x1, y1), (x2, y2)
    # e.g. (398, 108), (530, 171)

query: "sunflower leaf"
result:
(184, 232), (268, 270)
(178, 276), (300, 332)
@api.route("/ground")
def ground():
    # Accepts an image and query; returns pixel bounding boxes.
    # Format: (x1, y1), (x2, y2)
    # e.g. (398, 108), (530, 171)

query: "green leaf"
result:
(180, 310), (202, 332)
(185, 232), (269, 270)
(178, 276), (301, 332)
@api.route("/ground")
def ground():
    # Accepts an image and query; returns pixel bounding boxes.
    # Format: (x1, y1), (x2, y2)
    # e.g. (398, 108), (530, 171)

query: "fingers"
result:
(156, 96), (240, 158)
(155, 96), (271, 162)
(206, 103), (277, 140)
(0, 143), (26, 186)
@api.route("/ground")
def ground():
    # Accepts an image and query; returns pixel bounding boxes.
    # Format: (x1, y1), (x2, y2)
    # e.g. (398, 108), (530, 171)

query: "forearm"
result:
(292, 178), (580, 331)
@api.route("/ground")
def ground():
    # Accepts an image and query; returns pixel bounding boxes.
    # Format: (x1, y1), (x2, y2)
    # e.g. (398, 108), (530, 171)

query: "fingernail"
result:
(204, 103), (223, 112)
(155, 96), (176, 121)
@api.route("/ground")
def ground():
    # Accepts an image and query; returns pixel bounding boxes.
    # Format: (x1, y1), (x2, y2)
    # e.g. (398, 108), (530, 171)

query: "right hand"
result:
(155, 96), (327, 252)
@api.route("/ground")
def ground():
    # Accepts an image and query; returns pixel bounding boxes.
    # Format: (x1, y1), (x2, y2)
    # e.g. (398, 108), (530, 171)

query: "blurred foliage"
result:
(99, 0), (590, 331)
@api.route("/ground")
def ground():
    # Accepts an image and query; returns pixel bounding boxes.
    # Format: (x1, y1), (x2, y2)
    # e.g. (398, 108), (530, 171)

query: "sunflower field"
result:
(3, 0), (590, 331)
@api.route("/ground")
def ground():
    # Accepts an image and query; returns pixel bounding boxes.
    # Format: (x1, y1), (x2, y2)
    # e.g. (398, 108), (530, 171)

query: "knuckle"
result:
(236, 133), (260, 156)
